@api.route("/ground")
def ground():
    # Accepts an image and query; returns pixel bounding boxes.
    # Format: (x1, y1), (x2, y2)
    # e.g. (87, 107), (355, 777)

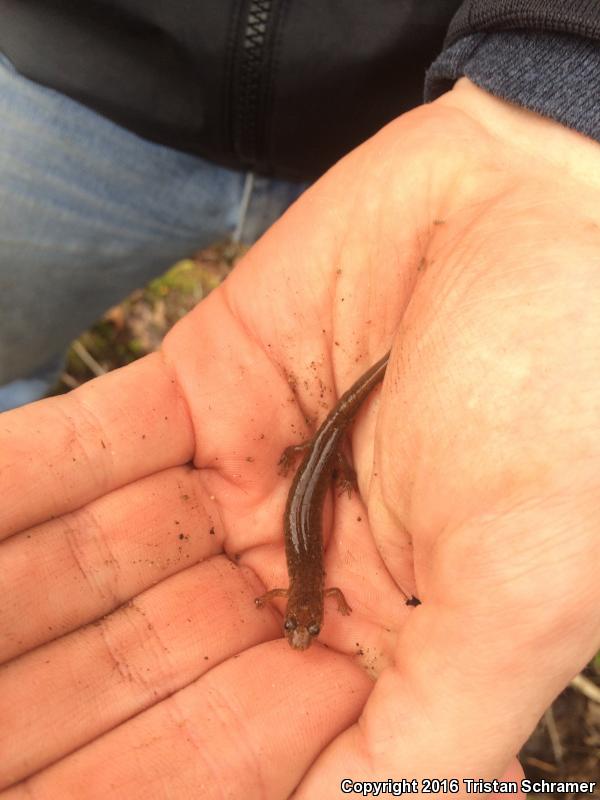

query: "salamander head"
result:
(283, 612), (321, 651)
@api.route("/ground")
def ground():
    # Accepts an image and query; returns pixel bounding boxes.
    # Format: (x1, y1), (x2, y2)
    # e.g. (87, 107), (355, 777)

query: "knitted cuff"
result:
(425, 31), (600, 144)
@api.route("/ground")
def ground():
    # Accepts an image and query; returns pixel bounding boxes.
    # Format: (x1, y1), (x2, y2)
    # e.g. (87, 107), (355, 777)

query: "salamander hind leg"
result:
(255, 588), (289, 608)
(325, 587), (352, 616)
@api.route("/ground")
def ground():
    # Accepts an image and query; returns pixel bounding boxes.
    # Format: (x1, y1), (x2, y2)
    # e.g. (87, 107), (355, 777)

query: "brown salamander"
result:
(256, 351), (391, 650)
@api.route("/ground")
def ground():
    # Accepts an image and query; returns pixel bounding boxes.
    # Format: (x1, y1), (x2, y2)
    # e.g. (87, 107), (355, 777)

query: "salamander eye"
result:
(307, 622), (320, 637)
(284, 617), (297, 632)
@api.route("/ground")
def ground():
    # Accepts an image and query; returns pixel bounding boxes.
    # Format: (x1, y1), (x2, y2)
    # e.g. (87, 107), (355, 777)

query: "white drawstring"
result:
(232, 171), (255, 243)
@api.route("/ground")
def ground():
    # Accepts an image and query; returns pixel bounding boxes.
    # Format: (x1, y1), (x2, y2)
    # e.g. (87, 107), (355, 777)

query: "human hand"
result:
(2, 78), (600, 798)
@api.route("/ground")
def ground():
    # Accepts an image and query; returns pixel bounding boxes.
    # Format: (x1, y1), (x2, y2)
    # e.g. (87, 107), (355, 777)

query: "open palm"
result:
(2, 80), (600, 798)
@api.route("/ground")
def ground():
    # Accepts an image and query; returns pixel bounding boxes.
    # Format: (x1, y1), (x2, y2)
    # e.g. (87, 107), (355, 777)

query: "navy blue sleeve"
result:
(425, 0), (600, 145)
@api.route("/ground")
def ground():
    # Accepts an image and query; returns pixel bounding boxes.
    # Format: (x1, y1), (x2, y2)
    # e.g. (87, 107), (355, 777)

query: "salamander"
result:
(255, 351), (390, 650)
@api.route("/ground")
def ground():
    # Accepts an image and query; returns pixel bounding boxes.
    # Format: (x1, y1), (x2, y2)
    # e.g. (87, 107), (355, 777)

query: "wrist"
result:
(436, 78), (600, 191)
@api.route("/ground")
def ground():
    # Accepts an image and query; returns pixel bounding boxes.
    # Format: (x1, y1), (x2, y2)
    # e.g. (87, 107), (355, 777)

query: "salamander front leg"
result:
(255, 587), (289, 608)
(325, 587), (352, 615)
(277, 441), (311, 476)
(333, 451), (358, 498)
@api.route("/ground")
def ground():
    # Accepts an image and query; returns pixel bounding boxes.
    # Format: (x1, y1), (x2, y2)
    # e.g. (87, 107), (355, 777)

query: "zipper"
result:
(231, 0), (276, 167)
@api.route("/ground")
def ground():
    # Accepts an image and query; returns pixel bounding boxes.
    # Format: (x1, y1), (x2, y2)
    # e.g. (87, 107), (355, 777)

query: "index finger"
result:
(0, 353), (194, 539)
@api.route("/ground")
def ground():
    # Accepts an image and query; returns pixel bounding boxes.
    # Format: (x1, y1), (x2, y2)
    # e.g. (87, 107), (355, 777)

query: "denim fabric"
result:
(0, 53), (306, 411)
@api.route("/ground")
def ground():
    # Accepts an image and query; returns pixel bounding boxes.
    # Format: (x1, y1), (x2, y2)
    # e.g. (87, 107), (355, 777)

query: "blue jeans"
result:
(0, 54), (306, 411)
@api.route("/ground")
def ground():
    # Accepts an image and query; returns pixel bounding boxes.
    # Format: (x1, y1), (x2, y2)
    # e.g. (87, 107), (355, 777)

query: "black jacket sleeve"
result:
(425, 1), (600, 144)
